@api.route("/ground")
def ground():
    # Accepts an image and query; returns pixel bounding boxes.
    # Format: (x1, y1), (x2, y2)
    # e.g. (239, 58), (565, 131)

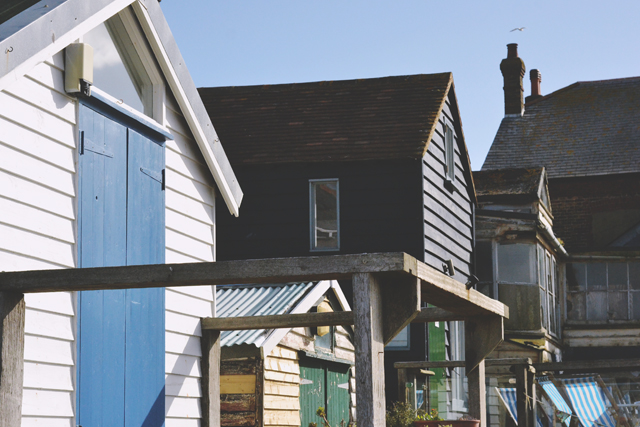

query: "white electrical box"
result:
(65, 43), (94, 94)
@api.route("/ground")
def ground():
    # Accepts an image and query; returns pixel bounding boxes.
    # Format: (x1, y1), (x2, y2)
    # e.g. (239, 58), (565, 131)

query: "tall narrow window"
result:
(444, 124), (455, 189)
(310, 179), (339, 251)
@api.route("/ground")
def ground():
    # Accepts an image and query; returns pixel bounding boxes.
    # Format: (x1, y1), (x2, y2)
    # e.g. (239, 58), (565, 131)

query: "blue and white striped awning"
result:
(496, 387), (544, 427)
(538, 379), (572, 426)
(561, 377), (616, 427)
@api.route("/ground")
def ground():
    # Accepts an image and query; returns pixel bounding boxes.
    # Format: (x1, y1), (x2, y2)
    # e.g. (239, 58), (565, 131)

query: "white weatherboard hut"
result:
(0, 0), (242, 425)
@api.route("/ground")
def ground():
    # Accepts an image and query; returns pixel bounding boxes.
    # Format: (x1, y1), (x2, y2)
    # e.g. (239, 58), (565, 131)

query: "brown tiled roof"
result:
(482, 77), (640, 178)
(474, 167), (544, 199)
(198, 73), (453, 164)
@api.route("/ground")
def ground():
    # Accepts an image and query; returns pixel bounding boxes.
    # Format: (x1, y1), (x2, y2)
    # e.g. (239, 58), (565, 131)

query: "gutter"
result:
(537, 219), (568, 257)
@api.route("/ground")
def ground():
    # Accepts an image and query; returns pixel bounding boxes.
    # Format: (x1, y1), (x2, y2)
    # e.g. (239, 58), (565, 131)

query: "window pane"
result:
(540, 287), (548, 329)
(609, 292), (629, 320)
(386, 325), (409, 349)
(608, 263), (628, 290)
(567, 263), (586, 291)
(538, 246), (546, 290)
(567, 292), (586, 321)
(630, 263), (640, 290)
(311, 181), (338, 250)
(633, 292), (640, 320)
(587, 292), (608, 321)
(587, 263), (607, 290)
(497, 243), (534, 283)
(475, 241), (493, 283)
(83, 22), (147, 113)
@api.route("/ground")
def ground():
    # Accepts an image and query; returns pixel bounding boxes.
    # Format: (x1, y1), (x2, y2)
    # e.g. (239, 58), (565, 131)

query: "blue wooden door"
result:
(77, 103), (165, 427)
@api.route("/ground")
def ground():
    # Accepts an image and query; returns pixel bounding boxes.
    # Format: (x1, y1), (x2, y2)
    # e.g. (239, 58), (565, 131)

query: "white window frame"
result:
(385, 325), (410, 351)
(309, 179), (340, 252)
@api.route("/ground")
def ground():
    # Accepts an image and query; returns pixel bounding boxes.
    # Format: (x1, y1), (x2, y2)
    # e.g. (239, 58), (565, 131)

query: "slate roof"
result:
(482, 77), (640, 179)
(198, 73), (454, 165)
(216, 282), (315, 347)
(474, 167), (544, 200)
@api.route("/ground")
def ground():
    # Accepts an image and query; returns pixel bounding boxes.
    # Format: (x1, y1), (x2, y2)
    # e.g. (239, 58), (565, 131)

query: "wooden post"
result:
(512, 363), (536, 427)
(200, 329), (221, 427)
(397, 368), (408, 404)
(353, 273), (386, 427)
(0, 292), (25, 427)
(467, 360), (486, 427)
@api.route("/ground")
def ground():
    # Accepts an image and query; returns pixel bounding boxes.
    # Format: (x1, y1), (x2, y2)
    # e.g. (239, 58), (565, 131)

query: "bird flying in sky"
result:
(510, 27), (526, 32)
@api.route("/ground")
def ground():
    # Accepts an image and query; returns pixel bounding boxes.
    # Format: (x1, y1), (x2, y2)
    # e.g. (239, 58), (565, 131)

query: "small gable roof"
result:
(198, 73), (462, 165)
(474, 167), (550, 209)
(0, 0), (243, 215)
(216, 281), (350, 356)
(483, 77), (640, 179)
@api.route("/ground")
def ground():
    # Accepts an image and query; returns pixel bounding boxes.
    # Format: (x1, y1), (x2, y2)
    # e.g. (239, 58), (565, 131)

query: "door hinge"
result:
(140, 167), (165, 190)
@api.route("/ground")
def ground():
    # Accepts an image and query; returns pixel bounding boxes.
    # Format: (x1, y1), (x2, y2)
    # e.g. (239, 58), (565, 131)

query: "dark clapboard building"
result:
(200, 73), (478, 418)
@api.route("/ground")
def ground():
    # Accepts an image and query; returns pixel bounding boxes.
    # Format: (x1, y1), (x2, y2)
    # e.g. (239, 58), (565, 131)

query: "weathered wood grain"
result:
(200, 330), (220, 427)
(465, 315), (504, 373)
(221, 411), (256, 427)
(0, 292), (25, 427)
(533, 358), (640, 372)
(412, 307), (467, 322)
(467, 360), (486, 427)
(394, 360), (466, 369)
(353, 273), (385, 427)
(381, 276), (420, 345)
(203, 311), (353, 331)
(221, 394), (256, 412)
(221, 360), (257, 376)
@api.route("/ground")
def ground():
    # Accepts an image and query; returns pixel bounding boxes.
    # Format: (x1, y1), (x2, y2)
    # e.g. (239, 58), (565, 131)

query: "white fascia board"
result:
(132, 0), (243, 217)
(260, 280), (332, 357)
(330, 280), (351, 311)
(0, 0), (135, 92)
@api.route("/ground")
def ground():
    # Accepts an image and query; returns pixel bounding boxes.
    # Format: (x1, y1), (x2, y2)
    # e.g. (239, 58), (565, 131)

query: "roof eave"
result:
(0, 0), (243, 217)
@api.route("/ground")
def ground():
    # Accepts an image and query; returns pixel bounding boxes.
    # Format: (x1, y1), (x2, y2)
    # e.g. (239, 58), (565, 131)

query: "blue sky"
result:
(160, 1), (640, 170)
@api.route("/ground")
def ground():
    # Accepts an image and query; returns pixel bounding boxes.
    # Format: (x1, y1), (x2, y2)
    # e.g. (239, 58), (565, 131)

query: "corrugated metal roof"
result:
(217, 282), (316, 348)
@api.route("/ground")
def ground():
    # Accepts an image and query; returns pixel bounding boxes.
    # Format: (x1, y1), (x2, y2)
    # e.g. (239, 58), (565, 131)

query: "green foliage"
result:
(415, 409), (443, 421)
(386, 402), (417, 427)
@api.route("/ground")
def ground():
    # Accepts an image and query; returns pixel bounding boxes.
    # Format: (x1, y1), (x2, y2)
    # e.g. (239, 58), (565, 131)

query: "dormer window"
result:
(310, 179), (340, 251)
(444, 123), (455, 191)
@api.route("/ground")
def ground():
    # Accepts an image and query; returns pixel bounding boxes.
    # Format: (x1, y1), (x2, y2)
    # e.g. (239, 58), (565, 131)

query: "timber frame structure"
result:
(0, 252), (508, 427)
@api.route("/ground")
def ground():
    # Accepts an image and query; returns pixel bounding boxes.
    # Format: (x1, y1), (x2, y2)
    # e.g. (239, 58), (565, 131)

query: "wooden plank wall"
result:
(264, 346), (301, 427)
(0, 45), (220, 425)
(163, 89), (219, 426)
(216, 159), (423, 262)
(0, 51), (77, 427)
(422, 92), (474, 283)
(220, 358), (261, 427)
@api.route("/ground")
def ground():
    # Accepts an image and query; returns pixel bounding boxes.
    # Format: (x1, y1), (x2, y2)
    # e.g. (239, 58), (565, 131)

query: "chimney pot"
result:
(500, 44), (526, 116)
(526, 69), (543, 104)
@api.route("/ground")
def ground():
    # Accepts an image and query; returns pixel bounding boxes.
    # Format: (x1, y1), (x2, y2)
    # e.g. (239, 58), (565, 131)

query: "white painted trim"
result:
(0, 0), (135, 93)
(260, 280), (332, 356)
(331, 280), (351, 311)
(131, 1), (240, 217)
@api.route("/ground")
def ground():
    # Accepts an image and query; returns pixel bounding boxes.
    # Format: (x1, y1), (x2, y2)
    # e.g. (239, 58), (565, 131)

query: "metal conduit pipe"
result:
(536, 219), (569, 257)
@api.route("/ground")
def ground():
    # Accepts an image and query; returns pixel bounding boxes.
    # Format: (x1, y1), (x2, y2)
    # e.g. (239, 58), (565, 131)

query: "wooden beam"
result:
(0, 292), (25, 427)
(533, 358), (640, 373)
(0, 252), (508, 320)
(200, 329), (221, 427)
(512, 363), (536, 427)
(202, 311), (354, 330)
(417, 262), (508, 318)
(412, 307), (467, 323)
(465, 315), (504, 373)
(353, 273), (386, 427)
(381, 276), (420, 345)
(467, 360), (486, 427)
(397, 368), (408, 404)
(0, 252), (411, 293)
(394, 361), (466, 369)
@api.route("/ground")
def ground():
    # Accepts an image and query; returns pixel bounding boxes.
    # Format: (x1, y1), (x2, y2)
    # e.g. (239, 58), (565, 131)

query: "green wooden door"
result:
(300, 360), (351, 427)
(326, 365), (350, 427)
(300, 359), (325, 427)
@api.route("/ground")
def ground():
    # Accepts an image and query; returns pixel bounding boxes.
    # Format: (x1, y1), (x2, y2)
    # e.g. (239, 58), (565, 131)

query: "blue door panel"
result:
(78, 102), (166, 427)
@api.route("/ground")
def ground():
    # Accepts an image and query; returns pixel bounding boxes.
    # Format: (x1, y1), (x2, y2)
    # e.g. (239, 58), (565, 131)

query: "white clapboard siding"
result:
(265, 346), (301, 427)
(164, 89), (217, 426)
(0, 51), (79, 427)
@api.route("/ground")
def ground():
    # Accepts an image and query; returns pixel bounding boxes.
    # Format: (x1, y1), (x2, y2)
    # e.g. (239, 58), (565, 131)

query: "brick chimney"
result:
(500, 43), (526, 116)
(525, 69), (543, 104)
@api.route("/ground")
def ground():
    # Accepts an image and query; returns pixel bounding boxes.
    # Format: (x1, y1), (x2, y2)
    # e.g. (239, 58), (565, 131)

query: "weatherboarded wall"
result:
(0, 49), (219, 426)
(422, 92), (474, 284)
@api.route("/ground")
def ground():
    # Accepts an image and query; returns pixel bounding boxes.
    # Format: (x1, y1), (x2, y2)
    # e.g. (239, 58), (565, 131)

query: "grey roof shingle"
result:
(482, 77), (640, 178)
